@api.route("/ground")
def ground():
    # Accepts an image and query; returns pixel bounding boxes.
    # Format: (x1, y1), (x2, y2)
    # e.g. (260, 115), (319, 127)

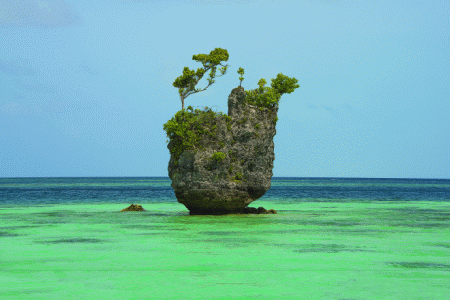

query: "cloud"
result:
(21, 82), (55, 93)
(341, 103), (352, 110)
(307, 0), (354, 7)
(80, 61), (101, 75)
(306, 103), (318, 109)
(307, 103), (353, 113)
(1, 102), (33, 116)
(0, 59), (35, 76)
(323, 105), (335, 112)
(0, 0), (83, 28)
(0, 61), (62, 116)
(2, 94), (67, 116)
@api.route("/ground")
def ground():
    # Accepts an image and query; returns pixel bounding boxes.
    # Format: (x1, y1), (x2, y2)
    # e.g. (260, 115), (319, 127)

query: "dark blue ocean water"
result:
(0, 177), (449, 205)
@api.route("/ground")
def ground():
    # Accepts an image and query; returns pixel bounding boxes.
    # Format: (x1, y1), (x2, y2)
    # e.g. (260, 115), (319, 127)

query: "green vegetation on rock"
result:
(239, 70), (300, 126)
(237, 68), (300, 126)
(163, 105), (231, 165)
(210, 151), (226, 162)
(164, 48), (300, 167)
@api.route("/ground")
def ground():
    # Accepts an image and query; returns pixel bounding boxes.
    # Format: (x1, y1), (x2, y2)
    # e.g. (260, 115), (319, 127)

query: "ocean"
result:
(1, 177), (449, 299)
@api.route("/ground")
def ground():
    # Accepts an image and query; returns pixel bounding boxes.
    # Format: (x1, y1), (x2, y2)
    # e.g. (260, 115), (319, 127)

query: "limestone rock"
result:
(167, 86), (278, 215)
(121, 204), (146, 212)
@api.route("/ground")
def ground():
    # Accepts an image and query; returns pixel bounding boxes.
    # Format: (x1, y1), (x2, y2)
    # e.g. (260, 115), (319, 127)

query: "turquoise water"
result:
(1, 177), (449, 299)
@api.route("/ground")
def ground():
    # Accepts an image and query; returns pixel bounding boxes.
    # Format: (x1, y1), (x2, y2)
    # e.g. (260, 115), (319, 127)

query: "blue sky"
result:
(0, 0), (448, 179)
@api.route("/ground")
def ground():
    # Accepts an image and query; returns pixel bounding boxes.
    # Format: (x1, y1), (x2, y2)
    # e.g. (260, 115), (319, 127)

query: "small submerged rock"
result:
(121, 204), (146, 212)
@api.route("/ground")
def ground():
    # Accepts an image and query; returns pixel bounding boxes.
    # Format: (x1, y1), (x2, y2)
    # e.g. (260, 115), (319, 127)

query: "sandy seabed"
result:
(1, 200), (449, 299)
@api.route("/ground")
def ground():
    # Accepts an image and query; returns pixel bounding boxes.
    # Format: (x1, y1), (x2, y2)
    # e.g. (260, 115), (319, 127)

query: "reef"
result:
(121, 204), (146, 212)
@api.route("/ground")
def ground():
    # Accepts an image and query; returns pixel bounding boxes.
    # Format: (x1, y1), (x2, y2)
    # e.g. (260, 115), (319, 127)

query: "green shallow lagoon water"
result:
(1, 200), (450, 299)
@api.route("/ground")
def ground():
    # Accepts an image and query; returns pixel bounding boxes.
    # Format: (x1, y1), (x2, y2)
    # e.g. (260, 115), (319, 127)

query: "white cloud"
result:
(1, 102), (32, 115)
(0, 0), (83, 28)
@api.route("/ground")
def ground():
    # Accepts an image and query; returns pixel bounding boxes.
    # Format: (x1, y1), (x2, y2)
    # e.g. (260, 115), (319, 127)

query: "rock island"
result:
(163, 48), (299, 215)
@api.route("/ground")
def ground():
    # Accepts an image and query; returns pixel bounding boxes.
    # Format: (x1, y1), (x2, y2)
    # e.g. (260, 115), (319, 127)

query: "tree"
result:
(269, 73), (300, 97)
(173, 48), (230, 110)
(237, 67), (244, 87)
(239, 69), (300, 108)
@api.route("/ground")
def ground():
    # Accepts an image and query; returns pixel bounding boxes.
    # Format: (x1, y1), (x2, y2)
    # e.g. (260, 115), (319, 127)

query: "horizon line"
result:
(0, 176), (449, 180)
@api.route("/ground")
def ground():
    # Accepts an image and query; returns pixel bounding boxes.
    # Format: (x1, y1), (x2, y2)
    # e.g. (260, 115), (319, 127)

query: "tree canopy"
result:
(173, 48), (230, 110)
(171, 48), (300, 112)
(237, 68), (300, 109)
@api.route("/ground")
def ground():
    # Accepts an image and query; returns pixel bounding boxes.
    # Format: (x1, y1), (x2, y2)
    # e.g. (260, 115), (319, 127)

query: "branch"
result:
(173, 48), (230, 109)
(179, 63), (229, 100)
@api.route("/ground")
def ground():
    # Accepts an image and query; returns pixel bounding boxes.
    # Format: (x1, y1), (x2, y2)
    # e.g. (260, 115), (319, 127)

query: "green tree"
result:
(270, 73), (300, 97)
(237, 67), (244, 87)
(242, 71), (300, 108)
(173, 48), (230, 110)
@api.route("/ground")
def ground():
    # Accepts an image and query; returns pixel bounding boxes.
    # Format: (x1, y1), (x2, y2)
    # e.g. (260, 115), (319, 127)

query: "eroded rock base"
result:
(239, 206), (277, 215)
(188, 206), (277, 215)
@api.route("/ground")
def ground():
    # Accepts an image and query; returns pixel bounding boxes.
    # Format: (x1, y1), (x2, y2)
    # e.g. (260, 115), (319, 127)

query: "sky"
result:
(0, 0), (448, 179)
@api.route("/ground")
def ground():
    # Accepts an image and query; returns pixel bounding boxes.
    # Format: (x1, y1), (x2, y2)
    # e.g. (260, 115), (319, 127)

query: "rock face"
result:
(121, 204), (146, 212)
(167, 86), (278, 215)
